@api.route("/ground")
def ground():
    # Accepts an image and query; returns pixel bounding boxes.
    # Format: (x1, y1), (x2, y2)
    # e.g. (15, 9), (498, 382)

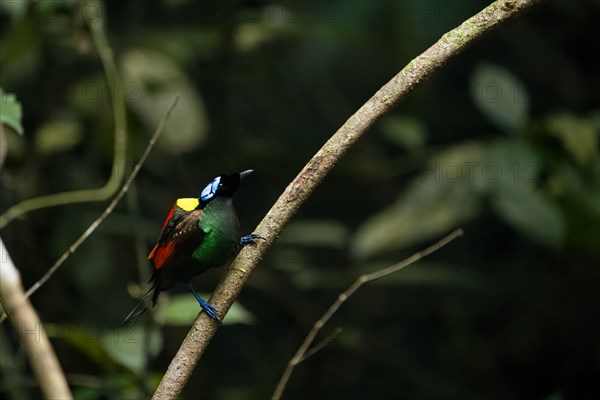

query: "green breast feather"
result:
(192, 197), (240, 266)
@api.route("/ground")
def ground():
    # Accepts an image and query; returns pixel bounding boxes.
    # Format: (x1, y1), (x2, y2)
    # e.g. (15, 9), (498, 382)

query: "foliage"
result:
(0, 87), (23, 135)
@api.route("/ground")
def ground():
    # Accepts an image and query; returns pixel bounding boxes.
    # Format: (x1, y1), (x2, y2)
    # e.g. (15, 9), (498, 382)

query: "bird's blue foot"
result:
(239, 233), (265, 246)
(186, 282), (221, 322)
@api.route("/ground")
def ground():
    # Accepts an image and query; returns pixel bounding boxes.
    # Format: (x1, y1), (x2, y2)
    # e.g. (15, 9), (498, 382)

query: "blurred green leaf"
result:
(546, 113), (598, 166)
(47, 324), (120, 371)
(35, 119), (83, 154)
(352, 142), (485, 259)
(486, 139), (541, 186)
(471, 63), (529, 133)
(287, 266), (346, 290)
(101, 327), (163, 375)
(486, 140), (564, 247)
(235, 22), (278, 52)
(121, 49), (208, 153)
(0, 87), (24, 135)
(279, 220), (349, 249)
(553, 164), (600, 220)
(48, 323), (162, 376)
(163, 294), (255, 326)
(353, 137), (564, 255)
(379, 115), (427, 152)
(492, 183), (564, 248)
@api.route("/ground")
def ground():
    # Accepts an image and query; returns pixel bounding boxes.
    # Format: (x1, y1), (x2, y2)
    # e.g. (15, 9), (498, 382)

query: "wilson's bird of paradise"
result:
(122, 170), (262, 325)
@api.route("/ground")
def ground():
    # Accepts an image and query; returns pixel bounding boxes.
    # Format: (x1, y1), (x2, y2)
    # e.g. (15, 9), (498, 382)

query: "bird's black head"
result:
(199, 169), (253, 207)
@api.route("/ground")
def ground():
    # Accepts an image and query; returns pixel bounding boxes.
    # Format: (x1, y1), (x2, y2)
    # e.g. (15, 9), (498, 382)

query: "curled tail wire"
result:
(120, 288), (153, 327)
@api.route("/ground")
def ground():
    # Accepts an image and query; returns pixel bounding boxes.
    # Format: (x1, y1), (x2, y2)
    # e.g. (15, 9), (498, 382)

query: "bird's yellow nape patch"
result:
(176, 198), (199, 211)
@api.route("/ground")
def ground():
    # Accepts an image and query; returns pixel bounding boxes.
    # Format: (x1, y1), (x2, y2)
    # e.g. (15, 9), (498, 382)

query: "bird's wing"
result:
(155, 206), (183, 247)
(153, 198), (198, 246)
(148, 207), (205, 271)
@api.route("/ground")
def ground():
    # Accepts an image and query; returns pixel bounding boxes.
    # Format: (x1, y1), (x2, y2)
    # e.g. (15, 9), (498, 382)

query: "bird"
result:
(122, 169), (263, 325)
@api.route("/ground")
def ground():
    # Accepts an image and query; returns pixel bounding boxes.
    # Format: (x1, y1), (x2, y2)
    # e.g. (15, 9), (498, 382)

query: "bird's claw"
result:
(200, 300), (221, 322)
(187, 282), (221, 323)
(239, 233), (265, 246)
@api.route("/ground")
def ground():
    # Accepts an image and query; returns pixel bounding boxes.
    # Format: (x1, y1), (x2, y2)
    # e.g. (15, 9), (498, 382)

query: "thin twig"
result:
(0, 3), (126, 230)
(25, 97), (178, 298)
(0, 239), (72, 399)
(152, 1), (544, 398)
(0, 96), (179, 324)
(297, 327), (343, 364)
(272, 228), (464, 400)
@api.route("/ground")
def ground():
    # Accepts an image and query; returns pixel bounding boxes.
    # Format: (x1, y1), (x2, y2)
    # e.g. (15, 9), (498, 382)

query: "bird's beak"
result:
(239, 169), (254, 181)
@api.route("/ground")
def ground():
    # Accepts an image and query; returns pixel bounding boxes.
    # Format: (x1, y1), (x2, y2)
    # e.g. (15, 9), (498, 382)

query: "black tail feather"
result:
(120, 288), (153, 327)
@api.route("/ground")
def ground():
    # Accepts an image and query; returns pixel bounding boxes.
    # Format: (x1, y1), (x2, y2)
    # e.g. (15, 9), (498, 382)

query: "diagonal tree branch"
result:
(152, 1), (545, 398)
(0, 239), (72, 399)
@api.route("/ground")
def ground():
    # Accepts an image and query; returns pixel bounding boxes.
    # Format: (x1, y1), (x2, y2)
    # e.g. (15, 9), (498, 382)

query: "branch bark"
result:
(0, 239), (72, 399)
(152, 1), (544, 398)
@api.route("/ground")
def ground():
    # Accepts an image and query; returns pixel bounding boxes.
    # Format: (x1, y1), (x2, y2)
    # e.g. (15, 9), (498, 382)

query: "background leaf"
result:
(0, 87), (24, 135)
(120, 49), (208, 154)
(35, 119), (83, 154)
(379, 115), (427, 152)
(471, 63), (529, 133)
(101, 327), (163, 375)
(546, 113), (598, 166)
(352, 141), (486, 259)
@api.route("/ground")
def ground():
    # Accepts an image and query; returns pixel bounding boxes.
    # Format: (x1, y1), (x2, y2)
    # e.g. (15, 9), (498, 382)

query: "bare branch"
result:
(297, 327), (343, 364)
(152, 1), (544, 398)
(0, 239), (72, 399)
(272, 229), (464, 400)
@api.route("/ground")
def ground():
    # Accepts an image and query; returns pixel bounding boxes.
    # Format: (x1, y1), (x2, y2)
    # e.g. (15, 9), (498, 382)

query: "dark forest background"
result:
(1, 1), (599, 399)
